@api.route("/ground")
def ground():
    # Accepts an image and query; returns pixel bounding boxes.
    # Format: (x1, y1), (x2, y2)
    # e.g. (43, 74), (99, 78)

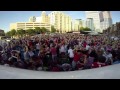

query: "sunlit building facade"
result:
(10, 22), (51, 31)
(86, 18), (94, 31)
(101, 11), (112, 30)
(29, 16), (36, 22)
(72, 19), (83, 31)
(48, 11), (72, 33)
(85, 11), (102, 32)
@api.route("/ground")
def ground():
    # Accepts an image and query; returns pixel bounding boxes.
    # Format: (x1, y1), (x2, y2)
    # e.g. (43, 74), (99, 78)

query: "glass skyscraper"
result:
(101, 11), (112, 30)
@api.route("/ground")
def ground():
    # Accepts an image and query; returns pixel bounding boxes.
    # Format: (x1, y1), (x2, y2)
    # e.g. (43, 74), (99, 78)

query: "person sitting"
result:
(83, 51), (94, 69)
(62, 63), (72, 71)
(104, 50), (113, 65)
(14, 53), (25, 69)
(1, 51), (8, 65)
(98, 56), (107, 67)
(92, 50), (106, 68)
(72, 50), (83, 70)
(8, 50), (18, 66)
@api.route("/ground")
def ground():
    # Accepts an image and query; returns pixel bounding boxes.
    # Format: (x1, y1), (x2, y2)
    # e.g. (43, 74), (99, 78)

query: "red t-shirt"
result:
(92, 62), (107, 68)
(92, 62), (100, 68)
(83, 42), (87, 48)
(52, 67), (59, 71)
(51, 47), (57, 55)
(29, 41), (33, 47)
(74, 53), (83, 62)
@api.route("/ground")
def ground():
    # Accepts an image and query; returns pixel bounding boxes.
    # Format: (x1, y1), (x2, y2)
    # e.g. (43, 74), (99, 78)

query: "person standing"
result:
(50, 45), (57, 62)
(68, 47), (74, 64)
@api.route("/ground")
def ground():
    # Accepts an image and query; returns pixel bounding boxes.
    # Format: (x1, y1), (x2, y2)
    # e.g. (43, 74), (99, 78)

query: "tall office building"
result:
(29, 16), (36, 22)
(86, 18), (94, 31)
(101, 11), (112, 30)
(85, 11), (102, 32)
(48, 11), (72, 33)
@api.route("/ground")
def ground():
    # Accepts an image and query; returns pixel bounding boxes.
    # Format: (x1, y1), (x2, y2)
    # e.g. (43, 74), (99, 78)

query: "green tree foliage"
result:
(26, 29), (35, 35)
(6, 31), (12, 37)
(10, 29), (16, 37)
(16, 29), (25, 37)
(80, 27), (91, 31)
(41, 27), (49, 33)
(80, 27), (84, 31)
(34, 27), (41, 34)
(51, 26), (56, 33)
(6, 27), (50, 38)
(84, 27), (91, 31)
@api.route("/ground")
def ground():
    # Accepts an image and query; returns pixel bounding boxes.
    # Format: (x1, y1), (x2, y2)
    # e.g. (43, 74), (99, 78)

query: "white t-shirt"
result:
(105, 53), (112, 62)
(79, 42), (82, 47)
(24, 52), (30, 60)
(36, 43), (40, 50)
(86, 45), (90, 50)
(60, 45), (65, 53)
(68, 49), (74, 58)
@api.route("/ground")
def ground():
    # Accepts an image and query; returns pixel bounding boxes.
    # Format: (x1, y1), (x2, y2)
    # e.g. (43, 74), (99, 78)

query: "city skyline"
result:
(0, 11), (120, 32)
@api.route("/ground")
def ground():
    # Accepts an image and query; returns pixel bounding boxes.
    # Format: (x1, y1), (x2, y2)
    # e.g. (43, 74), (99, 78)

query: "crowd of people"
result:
(0, 33), (120, 71)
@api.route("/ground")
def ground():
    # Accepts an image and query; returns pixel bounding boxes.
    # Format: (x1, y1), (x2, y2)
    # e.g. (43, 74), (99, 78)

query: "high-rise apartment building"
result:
(48, 11), (72, 33)
(85, 11), (102, 32)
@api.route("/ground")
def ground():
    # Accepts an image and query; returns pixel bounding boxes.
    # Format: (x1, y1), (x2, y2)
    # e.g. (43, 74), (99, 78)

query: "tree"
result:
(51, 26), (56, 33)
(79, 27), (84, 31)
(6, 31), (12, 37)
(26, 29), (35, 35)
(80, 27), (91, 31)
(84, 27), (91, 31)
(10, 29), (16, 38)
(79, 27), (91, 34)
(41, 27), (49, 33)
(16, 29), (26, 37)
(34, 27), (41, 34)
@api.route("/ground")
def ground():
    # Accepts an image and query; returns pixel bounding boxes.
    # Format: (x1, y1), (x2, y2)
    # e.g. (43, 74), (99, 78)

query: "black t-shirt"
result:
(111, 50), (117, 58)
(89, 50), (98, 62)
(116, 49), (120, 59)
(0, 46), (3, 51)
(10, 57), (17, 62)
(98, 55), (106, 63)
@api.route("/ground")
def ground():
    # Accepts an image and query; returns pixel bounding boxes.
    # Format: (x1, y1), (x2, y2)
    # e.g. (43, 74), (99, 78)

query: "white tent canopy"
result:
(88, 32), (98, 35)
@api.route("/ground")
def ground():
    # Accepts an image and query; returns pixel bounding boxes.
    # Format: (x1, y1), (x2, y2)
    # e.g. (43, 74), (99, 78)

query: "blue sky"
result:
(0, 11), (120, 32)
